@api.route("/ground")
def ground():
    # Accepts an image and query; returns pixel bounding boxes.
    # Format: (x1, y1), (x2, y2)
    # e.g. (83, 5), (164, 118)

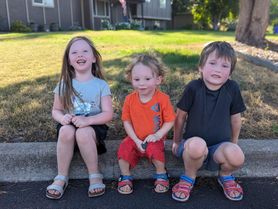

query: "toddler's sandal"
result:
(154, 173), (169, 193)
(118, 175), (133, 194)
(218, 175), (243, 201)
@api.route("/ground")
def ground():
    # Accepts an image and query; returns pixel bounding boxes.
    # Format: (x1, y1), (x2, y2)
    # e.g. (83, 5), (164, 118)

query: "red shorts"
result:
(117, 136), (165, 168)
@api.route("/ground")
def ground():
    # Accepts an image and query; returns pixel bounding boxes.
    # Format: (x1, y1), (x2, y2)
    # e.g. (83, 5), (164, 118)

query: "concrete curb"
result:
(1, 139), (278, 182)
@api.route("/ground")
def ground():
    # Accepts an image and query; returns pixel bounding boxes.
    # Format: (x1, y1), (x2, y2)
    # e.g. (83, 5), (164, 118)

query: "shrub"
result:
(50, 22), (59, 31)
(115, 22), (130, 30)
(10, 20), (31, 32)
(101, 19), (114, 30)
(130, 20), (142, 30)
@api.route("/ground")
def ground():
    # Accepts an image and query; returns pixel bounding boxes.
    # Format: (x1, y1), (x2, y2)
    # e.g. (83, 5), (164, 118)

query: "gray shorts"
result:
(175, 139), (224, 171)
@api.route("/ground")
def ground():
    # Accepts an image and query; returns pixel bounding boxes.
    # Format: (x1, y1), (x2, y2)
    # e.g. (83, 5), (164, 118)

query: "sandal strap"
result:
(88, 183), (106, 191)
(54, 175), (69, 183)
(180, 175), (195, 185)
(155, 179), (169, 187)
(119, 175), (133, 181)
(46, 184), (64, 194)
(89, 173), (103, 180)
(153, 173), (169, 180)
(219, 175), (235, 183)
(172, 181), (193, 194)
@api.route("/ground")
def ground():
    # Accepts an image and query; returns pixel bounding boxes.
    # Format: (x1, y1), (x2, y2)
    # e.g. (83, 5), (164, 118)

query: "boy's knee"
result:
(185, 137), (207, 159)
(223, 144), (245, 167)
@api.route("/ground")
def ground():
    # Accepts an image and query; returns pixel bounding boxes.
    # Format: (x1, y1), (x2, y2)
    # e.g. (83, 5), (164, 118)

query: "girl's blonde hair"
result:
(58, 36), (104, 112)
(126, 54), (166, 81)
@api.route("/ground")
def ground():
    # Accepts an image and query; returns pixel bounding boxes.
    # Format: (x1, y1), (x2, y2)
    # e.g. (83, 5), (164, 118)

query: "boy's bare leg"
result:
(174, 137), (208, 199)
(213, 142), (245, 198)
(76, 127), (103, 194)
(48, 125), (76, 195)
(183, 137), (208, 178)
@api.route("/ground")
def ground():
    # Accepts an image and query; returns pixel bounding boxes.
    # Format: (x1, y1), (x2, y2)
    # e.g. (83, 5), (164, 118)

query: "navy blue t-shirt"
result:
(177, 79), (246, 146)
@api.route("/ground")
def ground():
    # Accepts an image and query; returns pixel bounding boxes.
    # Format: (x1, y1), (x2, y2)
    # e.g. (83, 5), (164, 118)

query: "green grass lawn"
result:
(0, 30), (277, 142)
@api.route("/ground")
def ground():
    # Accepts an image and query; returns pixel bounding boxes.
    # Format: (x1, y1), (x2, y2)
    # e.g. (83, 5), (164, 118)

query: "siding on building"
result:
(0, 0), (172, 31)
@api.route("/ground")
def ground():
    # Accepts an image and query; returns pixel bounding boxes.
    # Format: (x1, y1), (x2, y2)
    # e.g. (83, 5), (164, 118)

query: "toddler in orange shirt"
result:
(117, 54), (175, 194)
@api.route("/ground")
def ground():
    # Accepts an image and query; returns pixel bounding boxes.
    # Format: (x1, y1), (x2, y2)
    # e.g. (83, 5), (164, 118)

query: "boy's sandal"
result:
(218, 175), (243, 201)
(172, 175), (195, 202)
(153, 173), (169, 193)
(46, 175), (69, 200)
(88, 173), (106, 197)
(118, 175), (133, 195)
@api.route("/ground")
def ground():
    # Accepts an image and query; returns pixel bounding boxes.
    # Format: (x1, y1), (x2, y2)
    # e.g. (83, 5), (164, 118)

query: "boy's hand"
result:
(172, 142), (179, 155)
(72, 115), (89, 128)
(61, 114), (73, 125)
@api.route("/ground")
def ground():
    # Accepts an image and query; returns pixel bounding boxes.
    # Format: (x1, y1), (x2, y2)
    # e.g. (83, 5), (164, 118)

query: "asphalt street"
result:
(1, 177), (277, 209)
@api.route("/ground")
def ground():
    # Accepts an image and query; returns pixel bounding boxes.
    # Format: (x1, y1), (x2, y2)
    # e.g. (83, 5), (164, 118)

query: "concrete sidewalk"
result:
(1, 139), (278, 182)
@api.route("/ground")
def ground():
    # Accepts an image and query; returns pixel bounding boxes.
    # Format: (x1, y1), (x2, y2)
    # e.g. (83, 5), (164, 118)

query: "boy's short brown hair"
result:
(198, 41), (237, 74)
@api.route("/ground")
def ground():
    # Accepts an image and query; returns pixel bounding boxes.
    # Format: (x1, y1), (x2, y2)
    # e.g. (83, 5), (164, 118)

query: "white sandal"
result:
(88, 173), (105, 197)
(46, 175), (69, 200)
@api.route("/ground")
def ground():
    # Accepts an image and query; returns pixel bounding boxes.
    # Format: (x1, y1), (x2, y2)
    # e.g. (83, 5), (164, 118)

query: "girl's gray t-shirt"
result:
(54, 77), (111, 116)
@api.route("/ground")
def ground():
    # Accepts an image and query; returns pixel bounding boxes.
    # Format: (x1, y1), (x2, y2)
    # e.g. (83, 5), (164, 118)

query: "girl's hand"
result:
(71, 115), (89, 128)
(144, 133), (160, 143)
(172, 142), (179, 155)
(61, 114), (73, 125)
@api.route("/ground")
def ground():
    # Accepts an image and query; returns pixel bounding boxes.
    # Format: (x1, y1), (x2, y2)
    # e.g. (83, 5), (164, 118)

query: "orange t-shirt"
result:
(121, 89), (176, 140)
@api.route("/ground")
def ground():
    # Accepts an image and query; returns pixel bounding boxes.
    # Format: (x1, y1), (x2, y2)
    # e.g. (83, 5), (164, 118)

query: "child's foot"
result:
(218, 175), (243, 201)
(118, 175), (133, 194)
(88, 173), (105, 197)
(172, 175), (195, 202)
(154, 173), (169, 193)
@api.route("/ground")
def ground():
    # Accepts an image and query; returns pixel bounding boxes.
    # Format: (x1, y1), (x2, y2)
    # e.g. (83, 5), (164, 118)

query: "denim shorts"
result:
(175, 139), (224, 171)
(56, 123), (108, 155)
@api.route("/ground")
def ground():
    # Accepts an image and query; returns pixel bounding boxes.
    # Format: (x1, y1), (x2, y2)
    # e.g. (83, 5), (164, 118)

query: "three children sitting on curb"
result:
(47, 37), (246, 202)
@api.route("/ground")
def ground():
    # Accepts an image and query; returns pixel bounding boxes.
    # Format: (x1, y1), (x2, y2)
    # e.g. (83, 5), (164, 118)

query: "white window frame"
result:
(32, 0), (54, 8)
(94, 0), (110, 18)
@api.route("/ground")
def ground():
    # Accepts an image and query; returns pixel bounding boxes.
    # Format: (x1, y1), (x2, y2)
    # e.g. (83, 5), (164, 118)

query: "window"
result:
(159, 0), (166, 8)
(32, 0), (54, 8)
(95, 0), (110, 17)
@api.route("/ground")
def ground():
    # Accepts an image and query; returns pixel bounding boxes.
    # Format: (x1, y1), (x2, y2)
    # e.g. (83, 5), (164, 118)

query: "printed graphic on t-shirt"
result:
(152, 103), (161, 132)
(72, 96), (96, 116)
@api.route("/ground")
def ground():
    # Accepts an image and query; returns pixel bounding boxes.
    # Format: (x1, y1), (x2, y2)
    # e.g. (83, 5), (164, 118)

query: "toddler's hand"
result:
(144, 133), (160, 143)
(135, 140), (145, 153)
(61, 114), (73, 125)
(72, 115), (88, 128)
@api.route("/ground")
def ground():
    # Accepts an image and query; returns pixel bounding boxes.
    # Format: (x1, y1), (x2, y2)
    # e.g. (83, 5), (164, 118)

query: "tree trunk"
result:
(235, 0), (270, 47)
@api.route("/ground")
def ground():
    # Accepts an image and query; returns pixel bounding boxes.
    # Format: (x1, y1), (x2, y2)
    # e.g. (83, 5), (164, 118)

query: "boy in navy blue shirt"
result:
(172, 41), (246, 202)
